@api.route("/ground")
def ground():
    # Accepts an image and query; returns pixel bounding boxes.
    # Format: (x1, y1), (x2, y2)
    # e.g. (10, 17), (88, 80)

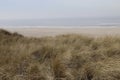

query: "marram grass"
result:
(0, 29), (120, 80)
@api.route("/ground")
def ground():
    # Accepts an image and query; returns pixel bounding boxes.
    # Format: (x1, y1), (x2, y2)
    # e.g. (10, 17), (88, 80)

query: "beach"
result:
(4, 27), (120, 37)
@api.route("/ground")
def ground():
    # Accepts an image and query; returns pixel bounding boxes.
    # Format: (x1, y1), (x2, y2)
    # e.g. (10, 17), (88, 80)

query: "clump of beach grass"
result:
(0, 29), (120, 80)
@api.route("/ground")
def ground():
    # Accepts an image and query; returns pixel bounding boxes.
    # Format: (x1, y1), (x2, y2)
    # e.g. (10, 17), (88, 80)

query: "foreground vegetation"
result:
(0, 29), (120, 80)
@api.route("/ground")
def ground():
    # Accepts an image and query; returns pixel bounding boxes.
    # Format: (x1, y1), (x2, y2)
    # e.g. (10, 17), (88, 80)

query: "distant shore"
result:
(2, 27), (120, 38)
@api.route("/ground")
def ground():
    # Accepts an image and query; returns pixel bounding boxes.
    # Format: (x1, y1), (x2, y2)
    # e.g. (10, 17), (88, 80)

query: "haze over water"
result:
(0, 0), (120, 28)
(0, 18), (120, 28)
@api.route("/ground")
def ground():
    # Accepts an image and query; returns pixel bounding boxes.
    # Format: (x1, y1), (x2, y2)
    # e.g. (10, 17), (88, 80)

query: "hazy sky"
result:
(0, 0), (120, 20)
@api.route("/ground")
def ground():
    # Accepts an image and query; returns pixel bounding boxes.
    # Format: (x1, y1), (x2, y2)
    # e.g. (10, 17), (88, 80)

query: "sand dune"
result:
(1, 28), (120, 80)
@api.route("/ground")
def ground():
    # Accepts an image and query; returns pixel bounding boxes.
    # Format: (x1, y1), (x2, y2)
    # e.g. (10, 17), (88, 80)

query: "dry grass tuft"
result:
(0, 29), (120, 80)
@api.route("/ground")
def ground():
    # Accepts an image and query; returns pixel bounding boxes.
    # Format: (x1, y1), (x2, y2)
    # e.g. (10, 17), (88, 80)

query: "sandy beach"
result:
(3, 27), (120, 38)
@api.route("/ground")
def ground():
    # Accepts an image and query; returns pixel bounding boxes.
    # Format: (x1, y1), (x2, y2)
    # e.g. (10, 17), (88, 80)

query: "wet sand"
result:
(4, 28), (120, 38)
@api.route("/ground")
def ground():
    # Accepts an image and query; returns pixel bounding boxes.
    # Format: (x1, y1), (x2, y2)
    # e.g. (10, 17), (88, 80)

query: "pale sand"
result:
(4, 28), (120, 38)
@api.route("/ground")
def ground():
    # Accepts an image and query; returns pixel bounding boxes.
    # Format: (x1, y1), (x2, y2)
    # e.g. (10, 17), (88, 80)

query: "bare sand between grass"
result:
(3, 28), (120, 38)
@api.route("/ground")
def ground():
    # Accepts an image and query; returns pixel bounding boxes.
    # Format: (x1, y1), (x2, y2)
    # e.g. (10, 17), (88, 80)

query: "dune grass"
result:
(0, 29), (120, 80)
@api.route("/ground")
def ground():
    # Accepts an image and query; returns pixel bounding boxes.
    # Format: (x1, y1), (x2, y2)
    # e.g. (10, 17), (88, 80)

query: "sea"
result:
(0, 18), (120, 28)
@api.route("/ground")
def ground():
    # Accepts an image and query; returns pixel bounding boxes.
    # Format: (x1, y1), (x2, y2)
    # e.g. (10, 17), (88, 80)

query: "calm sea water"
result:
(0, 18), (120, 28)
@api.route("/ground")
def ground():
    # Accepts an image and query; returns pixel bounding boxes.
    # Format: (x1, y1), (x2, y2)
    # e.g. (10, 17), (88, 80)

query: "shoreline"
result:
(0, 25), (120, 29)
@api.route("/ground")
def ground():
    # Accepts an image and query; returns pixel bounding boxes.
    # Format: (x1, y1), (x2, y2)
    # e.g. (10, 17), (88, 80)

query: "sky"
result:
(0, 0), (120, 20)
